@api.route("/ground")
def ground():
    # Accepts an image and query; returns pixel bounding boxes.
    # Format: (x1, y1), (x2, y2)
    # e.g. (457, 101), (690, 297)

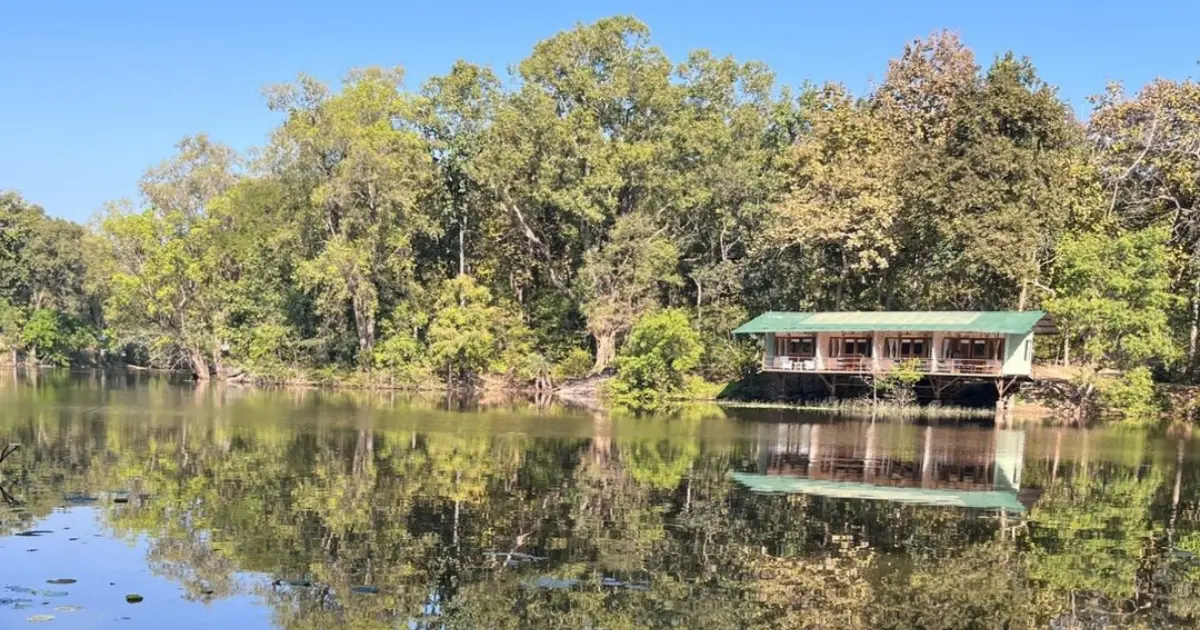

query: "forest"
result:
(1, 17), (1197, 414)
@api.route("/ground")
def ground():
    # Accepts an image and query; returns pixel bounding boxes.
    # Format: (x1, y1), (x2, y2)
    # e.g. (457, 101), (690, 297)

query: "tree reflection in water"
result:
(2, 375), (1200, 628)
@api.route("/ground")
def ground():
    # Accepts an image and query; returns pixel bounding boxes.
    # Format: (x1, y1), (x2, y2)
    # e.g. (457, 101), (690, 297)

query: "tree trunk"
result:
(188, 346), (210, 380)
(1062, 333), (1070, 366)
(27, 345), (37, 367)
(458, 217), (466, 277)
(1017, 280), (1028, 312)
(211, 340), (225, 380)
(592, 329), (617, 374)
(352, 291), (375, 364)
(1189, 275), (1200, 375)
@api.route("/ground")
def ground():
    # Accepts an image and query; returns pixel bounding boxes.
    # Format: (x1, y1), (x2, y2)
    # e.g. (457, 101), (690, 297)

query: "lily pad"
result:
(26, 615), (54, 623)
(124, 594), (143, 603)
(38, 590), (69, 598)
(46, 579), (76, 585)
(54, 605), (83, 613)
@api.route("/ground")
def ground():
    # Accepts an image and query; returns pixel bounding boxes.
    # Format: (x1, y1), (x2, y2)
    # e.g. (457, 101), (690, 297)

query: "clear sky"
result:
(2, 0), (1198, 222)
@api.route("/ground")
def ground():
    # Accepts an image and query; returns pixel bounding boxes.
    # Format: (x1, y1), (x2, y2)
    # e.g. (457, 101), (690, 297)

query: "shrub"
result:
(1099, 366), (1159, 426)
(554, 347), (594, 381)
(610, 309), (703, 409)
(874, 359), (924, 406)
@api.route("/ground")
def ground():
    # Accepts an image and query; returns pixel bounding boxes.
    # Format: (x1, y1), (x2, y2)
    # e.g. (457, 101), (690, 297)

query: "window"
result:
(941, 338), (1004, 360)
(885, 337), (931, 359)
(775, 335), (815, 358)
(830, 337), (872, 357)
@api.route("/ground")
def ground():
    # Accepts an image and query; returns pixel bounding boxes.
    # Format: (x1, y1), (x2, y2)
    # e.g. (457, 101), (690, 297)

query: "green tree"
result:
(99, 136), (241, 377)
(1090, 79), (1200, 375)
(267, 68), (436, 367)
(1047, 227), (1179, 370)
(578, 213), (681, 372)
(1047, 227), (1180, 412)
(20, 308), (92, 366)
(771, 84), (901, 309)
(427, 275), (531, 385)
(610, 309), (703, 408)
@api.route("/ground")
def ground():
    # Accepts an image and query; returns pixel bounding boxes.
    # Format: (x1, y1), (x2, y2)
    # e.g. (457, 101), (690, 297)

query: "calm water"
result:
(3, 373), (1200, 628)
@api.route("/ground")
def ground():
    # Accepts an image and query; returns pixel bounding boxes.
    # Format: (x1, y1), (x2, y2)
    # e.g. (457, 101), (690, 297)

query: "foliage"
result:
(1048, 227), (1179, 370)
(1099, 366), (1160, 425)
(20, 308), (93, 366)
(874, 359), (924, 405)
(553, 347), (594, 381)
(610, 309), (703, 409)
(427, 275), (533, 385)
(6, 19), (1200, 421)
(578, 213), (681, 372)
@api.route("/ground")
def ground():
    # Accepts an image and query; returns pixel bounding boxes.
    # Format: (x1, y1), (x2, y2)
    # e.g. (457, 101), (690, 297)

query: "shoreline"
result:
(7, 365), (1070, 423)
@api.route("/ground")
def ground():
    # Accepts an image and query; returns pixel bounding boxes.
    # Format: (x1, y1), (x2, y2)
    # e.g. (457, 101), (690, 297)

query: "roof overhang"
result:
(733, 310), (1047, 336)
(731, 472), (1026, 512)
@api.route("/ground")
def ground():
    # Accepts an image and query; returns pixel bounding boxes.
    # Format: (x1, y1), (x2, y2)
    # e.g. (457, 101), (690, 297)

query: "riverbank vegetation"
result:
(3, 17), (1199, 421)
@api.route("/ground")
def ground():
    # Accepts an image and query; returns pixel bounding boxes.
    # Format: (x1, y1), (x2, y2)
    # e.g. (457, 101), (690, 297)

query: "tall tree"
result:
(99, 135), (241, 377)
(266, 68), (436, 366)
(577, 213), (680, 371)
(1090, 79), (1200, 372)
(771, 84), (902, 309)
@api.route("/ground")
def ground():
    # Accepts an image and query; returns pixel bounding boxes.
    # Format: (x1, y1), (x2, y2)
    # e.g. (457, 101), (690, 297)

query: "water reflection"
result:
(1, 373), (1200, 628)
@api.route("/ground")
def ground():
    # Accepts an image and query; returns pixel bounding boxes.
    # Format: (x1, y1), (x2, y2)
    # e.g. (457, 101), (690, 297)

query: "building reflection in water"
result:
(734, 422), (1035, 513)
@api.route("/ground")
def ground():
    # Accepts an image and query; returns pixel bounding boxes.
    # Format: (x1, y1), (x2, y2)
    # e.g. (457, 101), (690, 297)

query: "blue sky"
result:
(2, 0), (1198, 222)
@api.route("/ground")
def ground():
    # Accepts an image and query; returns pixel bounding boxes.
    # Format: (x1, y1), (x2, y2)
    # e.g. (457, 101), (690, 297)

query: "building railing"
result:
(938, 359), (1001, 375)
(763, 356), (1002, 375)
(765, 356), (818, 371)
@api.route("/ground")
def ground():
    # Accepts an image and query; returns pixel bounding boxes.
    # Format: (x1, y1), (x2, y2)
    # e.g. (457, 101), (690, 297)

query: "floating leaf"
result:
(54, 605), (82, 613)
(26, 615), (54, 623)
(46, 579), (76, 585)
(124, 594), (143, 603)
(15, 531), (52, 537)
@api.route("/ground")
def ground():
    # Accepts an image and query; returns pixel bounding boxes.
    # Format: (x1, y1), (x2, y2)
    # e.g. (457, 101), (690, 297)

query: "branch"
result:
(1108, 109), (1160, 217)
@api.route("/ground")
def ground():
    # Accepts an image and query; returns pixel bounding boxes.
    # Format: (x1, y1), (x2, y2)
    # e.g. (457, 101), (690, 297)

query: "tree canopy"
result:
(2, 17), (1199, 416)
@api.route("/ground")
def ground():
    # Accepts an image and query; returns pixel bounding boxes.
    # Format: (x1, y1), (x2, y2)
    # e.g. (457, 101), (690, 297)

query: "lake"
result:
(1, 371), (1199, 628)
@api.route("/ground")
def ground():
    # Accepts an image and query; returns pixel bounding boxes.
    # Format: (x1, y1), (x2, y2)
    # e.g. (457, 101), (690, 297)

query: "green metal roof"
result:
(731, 472), (1026, 512)
(732, 310), (1045, 335)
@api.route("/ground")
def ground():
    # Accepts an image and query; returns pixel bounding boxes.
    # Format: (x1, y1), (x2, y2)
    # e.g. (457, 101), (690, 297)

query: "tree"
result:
(427, 274), (532, 385)
(0, 298), (22, 365)
(934, 54), (1086, 310)
(1047, 227), (1180, 412)
(1090, 79), (1200, 373)
(100, 204), (217, 377)
(771, 84), (901, 309)
(610, 309), (703, 408)
(578, 214), (681, 372)
(266, 68), (436, 366)
(419, 61), (503, 279)
(1047, 227), (1179, 370)
(19, 308), (92, 366)
(98, 136), (241, 378)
